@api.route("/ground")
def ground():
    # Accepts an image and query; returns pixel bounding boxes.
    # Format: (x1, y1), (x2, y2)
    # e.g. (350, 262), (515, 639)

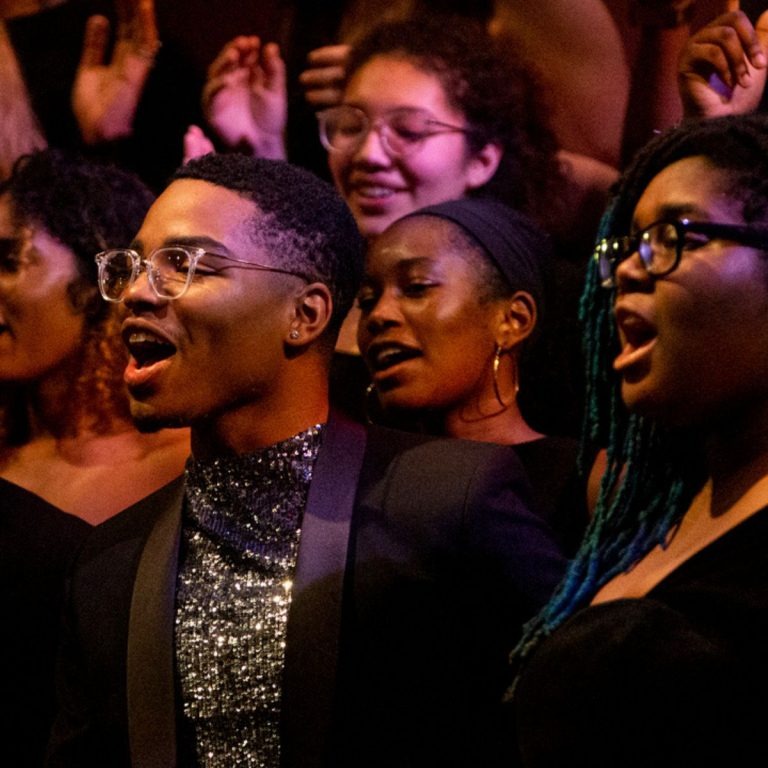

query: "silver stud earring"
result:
(289, 329), (300, 340)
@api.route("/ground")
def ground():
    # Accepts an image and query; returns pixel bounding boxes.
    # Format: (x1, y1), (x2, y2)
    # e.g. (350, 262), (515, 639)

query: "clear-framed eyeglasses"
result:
(316, 104), (473, 158)
(595, 218), (768, 289)
(95, 246), (309, 303)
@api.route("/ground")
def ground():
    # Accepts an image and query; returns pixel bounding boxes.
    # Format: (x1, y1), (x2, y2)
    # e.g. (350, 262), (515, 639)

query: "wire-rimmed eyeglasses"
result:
(95, 246), (308, 303)
(595, 218), (768, 289)
(317, 104), (473, 158)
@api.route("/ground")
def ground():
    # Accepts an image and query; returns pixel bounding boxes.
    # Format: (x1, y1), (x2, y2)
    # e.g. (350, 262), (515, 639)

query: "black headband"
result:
(399, 197), (552, 310)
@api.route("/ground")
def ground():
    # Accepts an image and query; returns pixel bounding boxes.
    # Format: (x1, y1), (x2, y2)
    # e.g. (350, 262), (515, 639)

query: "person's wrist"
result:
(251, 131), (287, 160)
(221, 129), (286, 160)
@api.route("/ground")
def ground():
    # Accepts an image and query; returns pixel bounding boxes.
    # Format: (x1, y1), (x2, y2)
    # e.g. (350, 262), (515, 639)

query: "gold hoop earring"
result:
(492, 345), (519, 409)
(492, 346), (506, 408)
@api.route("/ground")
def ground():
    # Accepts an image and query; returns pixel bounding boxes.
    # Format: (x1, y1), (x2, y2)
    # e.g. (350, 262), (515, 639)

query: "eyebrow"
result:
(632, 203), (710, 230)
(129, 235), (231, 254)
(344, 102), (433, 117)
(396, 256), (437, 269)
(366, 256), (438, 277)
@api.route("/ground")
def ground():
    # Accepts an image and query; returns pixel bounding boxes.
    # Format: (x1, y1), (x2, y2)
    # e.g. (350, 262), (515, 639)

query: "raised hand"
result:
(679, 4), (768, 118)
(202, 35), (287, 160)
(72, 0), (160, 143)
(298, 44), (350, 110)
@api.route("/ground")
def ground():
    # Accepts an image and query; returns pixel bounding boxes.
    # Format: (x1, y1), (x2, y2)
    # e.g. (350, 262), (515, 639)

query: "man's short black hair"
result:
(173, 154), (364, 339)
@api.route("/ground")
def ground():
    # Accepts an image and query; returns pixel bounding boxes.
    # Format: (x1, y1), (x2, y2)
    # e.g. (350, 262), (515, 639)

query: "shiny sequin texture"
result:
(175, 426), (324, 768)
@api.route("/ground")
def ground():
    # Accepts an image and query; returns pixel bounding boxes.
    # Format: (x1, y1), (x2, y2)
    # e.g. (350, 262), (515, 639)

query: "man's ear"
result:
(494, 290), (537, 350)
(465, 141), (503, 191)
(285, 282), (334, 346)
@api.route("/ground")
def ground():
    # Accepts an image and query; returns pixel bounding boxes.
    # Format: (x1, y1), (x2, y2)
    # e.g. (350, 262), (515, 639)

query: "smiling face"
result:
(0, 193), (88, 385)
(328, 55), (499, 240)
(613, 155), (768, 426)
(121, 179), (308, 432)
(356, 216), (509, 416)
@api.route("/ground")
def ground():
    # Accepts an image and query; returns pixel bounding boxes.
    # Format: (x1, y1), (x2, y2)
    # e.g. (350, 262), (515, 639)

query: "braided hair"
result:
(509, 113), (768, 686)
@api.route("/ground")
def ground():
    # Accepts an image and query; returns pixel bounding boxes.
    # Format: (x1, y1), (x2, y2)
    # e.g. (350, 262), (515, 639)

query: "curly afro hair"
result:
(344, 15), (562, 226)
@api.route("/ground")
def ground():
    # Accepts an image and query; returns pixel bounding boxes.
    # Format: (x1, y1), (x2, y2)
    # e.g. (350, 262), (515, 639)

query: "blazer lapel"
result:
(126, 476), (186, 768)
(281, 413), (368, 768)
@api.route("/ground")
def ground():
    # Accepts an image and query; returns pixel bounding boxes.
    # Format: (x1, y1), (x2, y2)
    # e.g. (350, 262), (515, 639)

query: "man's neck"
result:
(190, 391), (330, 461)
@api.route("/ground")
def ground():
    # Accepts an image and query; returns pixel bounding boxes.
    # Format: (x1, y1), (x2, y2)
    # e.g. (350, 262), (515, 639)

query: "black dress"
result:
(514, 505), (768, 767)
(0, 478), (90, 768)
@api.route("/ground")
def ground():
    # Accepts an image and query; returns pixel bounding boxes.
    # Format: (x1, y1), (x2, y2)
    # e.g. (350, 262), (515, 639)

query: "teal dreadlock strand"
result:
(509, 114), (768, 698)
(508, 196), (701, 695)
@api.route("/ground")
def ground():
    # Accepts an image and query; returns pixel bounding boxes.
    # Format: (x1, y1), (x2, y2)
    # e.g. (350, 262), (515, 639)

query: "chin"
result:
(376, 384), (420, 411)
(129, 400), (187, 433)
(621, 385), (698, 428)
(357, 221), (386, 241)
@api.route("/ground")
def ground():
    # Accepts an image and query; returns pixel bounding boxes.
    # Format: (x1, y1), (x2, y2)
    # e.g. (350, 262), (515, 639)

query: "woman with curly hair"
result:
(0, 148), (188, 766)
(510, 113), (768, 767)
(0, 149), (189, 519)
(318, 14), (563, 241)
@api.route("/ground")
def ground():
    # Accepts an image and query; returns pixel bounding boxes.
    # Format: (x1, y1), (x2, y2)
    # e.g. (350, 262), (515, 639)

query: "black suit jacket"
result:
(47, 415), (565, 768)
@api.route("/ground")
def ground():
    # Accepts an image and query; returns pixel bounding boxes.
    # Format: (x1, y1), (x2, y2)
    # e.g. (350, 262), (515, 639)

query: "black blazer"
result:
(47, 415), (565, 768)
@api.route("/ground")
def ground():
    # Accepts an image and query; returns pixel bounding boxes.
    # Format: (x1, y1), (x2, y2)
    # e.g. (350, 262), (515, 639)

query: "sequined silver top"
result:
(175, 426), (324, 768)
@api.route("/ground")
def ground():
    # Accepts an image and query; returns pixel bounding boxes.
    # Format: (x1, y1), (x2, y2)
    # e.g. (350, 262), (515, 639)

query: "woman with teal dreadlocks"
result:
(510, 113), (768, 767)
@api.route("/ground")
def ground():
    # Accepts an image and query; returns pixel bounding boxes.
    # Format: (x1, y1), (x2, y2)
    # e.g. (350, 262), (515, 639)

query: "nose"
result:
(122, 261), (163, 310)
(357, 289), (403, 346)
(614, 249), (652, 294)
(351, 122), (391, 166)
(0, 272), (14, 293)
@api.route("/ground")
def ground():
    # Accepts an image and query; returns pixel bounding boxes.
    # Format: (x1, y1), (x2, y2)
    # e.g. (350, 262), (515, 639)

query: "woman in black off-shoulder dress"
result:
(0, 480), (89, 767)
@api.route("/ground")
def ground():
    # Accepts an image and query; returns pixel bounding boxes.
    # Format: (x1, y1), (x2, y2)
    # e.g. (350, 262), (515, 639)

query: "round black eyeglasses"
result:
(595, 218), (768, 289)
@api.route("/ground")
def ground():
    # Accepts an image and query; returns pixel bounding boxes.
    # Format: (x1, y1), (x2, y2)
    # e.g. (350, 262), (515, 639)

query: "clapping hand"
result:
(202, 35), (287, 160)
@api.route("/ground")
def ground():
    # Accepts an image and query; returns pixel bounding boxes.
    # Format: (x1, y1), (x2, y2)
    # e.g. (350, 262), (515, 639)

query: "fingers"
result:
(113, 0), (160, 67)
(299, 64), (347, 89)
(202, 36), (258, 113)
(260, 42), (286, 93)
(306, 44), (351, 68)
(680, 10), (766, 90)
(134, 0), (159, 55)
(207, 36), (260, 79)
(299, 45), (350, 109)
(301, 85), (345, 108)
(79, 15), (111, 69)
